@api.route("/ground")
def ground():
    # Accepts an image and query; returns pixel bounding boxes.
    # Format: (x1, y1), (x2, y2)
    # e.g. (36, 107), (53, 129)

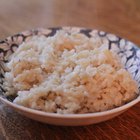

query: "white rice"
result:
(4, 30), (138, 114)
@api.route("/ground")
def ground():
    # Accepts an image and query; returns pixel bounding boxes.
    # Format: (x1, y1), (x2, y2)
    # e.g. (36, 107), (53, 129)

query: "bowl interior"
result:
(0, 27), (140, 110)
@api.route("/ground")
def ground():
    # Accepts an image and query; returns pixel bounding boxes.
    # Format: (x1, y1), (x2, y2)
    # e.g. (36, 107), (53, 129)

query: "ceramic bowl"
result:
(0, 27), (140, 126)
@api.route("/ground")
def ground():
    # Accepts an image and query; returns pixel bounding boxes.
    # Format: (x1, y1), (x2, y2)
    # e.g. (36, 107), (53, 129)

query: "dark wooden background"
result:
(0, 0), (140, 139)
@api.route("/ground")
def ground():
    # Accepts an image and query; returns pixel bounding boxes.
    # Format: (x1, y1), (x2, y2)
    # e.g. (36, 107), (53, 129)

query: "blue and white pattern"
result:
(0, 27), (140, 100)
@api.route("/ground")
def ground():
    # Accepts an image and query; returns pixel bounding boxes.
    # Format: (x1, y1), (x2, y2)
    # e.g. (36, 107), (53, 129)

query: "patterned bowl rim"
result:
(0, 26), (140, 118)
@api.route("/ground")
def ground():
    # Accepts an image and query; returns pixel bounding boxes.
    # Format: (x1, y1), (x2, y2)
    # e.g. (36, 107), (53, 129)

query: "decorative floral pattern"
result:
(0, 27), (140, 99)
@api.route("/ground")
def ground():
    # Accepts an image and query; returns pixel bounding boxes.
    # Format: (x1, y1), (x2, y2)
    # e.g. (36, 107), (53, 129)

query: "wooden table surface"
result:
(0, 0), (140, 139)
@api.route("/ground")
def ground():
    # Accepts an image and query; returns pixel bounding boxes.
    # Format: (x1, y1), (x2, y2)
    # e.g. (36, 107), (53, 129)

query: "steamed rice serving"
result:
(4, 30), (138, 114)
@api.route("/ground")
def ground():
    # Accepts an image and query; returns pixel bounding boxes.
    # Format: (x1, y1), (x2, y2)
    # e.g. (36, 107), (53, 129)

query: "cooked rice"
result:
(4, 30), (138, 114)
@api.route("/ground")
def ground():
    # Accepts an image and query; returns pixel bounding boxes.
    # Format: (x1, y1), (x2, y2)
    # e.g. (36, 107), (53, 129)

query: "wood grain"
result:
(0, 0), (140, 139)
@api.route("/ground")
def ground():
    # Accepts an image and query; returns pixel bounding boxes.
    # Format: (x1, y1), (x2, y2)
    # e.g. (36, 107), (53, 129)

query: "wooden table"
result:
(0, 0), (140, 139)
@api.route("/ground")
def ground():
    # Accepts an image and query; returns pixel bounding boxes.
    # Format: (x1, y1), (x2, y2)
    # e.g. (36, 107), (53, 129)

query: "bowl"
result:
(0, 27), (140, 126)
